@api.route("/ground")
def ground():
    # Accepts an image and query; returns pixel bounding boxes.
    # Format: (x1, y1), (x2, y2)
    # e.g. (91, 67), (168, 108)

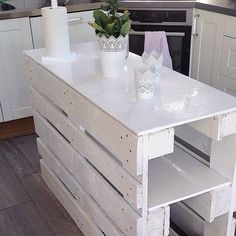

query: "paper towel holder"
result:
(41, 3), (76, 63)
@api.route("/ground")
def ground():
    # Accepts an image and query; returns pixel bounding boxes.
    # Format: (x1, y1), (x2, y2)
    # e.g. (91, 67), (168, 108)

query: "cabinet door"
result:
(218, 75), (236, 97)
(30, 11), (96, 49)
(191, 9), (225, 88)
(220, 36), (236, 80)
(68, 11), (96, 44)
(0, 18), (33, 121)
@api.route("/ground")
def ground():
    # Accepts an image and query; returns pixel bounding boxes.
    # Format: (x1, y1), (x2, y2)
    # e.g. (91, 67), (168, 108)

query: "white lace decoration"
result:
(97, 35), (128, 52)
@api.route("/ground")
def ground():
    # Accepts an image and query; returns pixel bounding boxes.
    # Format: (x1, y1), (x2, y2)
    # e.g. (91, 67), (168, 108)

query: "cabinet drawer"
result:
(220, 36), (236, 80)
(225, 16), (236, 39)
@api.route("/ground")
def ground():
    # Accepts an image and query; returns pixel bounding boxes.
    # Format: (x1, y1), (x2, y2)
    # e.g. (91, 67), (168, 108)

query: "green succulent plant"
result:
(89, 0), (131, 38)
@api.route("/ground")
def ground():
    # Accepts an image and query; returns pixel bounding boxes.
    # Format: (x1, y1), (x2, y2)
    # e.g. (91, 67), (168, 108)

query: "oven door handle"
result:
(129, 30), (185, 37)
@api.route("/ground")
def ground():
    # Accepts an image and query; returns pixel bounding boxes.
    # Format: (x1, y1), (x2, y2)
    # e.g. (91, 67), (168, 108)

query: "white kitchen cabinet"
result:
(191, 9), (225, 88)
(225, 15), (236, 39)
(30, 11), (96, 49)
(0, 17), (33, 121)
(218, 16), (236, 96)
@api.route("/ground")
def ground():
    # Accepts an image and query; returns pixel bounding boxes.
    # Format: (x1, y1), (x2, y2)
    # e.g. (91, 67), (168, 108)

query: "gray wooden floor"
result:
(0, 134), (83, 236)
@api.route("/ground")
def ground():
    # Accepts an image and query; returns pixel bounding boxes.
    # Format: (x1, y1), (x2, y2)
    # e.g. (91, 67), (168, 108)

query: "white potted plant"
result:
(89, 0), (131, 78)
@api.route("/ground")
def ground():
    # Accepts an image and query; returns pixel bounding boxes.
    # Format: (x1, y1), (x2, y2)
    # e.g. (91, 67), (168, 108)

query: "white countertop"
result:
(24, 42), (236, 135)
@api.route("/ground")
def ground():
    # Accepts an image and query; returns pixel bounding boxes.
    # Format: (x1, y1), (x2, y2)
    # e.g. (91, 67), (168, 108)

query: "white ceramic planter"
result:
(100, 50), (126, 78)
(97, 35), (128, 78)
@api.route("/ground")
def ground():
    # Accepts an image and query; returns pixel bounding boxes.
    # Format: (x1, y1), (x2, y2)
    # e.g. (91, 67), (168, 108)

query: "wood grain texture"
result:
(0, 117), (35, 140)
(20, 173), (83, 236)
(0, 159), (30, 210)
(4, 201), (54, 236)
(0, 134), (41, 177)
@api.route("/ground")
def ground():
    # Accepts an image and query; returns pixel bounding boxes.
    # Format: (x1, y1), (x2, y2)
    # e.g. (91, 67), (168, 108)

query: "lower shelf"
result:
(148, 145), (230, 211)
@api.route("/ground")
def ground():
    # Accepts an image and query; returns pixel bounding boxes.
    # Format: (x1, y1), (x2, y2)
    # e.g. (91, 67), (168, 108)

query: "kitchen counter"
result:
(0, 1), (101, 20)
(196, 0), (236, 17)
(0, 0), (236, 20)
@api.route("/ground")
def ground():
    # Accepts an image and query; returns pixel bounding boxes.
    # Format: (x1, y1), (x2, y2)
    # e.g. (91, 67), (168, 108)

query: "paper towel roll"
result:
(42, 7), (74, 61)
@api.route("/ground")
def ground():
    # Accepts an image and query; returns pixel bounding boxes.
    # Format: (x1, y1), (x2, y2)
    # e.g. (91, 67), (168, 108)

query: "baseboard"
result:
(0, 116), (35, 140)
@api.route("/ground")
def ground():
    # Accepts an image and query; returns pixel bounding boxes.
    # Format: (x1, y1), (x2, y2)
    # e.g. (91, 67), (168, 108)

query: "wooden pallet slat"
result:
(41, 160), (104, 236)
(189, 112), (236, 141)
(28, 59), (69, 114)
(183, 186), (231, 222)
(38, 138), (123, 236)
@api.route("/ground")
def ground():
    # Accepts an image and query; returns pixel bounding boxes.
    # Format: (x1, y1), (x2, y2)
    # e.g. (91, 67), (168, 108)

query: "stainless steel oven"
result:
(127, 9), (193, 75)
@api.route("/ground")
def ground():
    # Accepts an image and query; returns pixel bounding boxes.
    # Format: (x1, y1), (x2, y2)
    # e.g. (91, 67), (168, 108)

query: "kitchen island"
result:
(24, 42), (236, 236)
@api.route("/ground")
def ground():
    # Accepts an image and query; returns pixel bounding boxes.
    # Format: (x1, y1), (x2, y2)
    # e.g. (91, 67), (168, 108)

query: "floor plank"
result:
(0, 160), (30, 210)
(20, 173), (83, 236)
(0, 134), (41, 177)
(2, 201), (55, 236)
(0, 208), (20, 236)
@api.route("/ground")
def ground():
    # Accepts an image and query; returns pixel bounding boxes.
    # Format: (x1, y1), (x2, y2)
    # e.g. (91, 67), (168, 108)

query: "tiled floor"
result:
(0, 134), (83, 236)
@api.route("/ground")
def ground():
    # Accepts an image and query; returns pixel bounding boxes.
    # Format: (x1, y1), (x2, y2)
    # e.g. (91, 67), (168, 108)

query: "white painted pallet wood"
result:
(210, 134), (236, 182)
(40, 160), (104, 236)
(189, 112), (236, 141)
(33, 110), (142, 236)
(26, 58), (69, 114)
(147, 207), (170, 236)
(31, 87), (143, 209)
(38, 138), (123, 236)
(231, 218), (236, 236)
(183, 186), (231, 222)
(28, 58), (174, 178)
(68, 87), (174, 177)
(148, 145), (230, 210)
(24, 42), (236, 136)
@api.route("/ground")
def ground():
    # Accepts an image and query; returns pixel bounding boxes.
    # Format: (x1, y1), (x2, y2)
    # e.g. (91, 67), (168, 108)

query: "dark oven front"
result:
(127, 9), (192, 76)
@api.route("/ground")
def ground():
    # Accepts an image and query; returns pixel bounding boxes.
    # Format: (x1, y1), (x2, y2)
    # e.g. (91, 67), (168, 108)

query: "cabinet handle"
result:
(192, 13), (199, 37)
(68, 17), (83, 23)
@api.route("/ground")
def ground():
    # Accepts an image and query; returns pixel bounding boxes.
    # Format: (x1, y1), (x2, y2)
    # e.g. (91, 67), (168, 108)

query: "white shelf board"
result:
(148, 145), (230, 210)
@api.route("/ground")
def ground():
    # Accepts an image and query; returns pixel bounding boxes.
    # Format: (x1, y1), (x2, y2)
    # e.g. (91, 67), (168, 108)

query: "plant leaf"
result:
(93, 10), (112, 27)
(120, 20), (131, 36)
(105, 22), (115, 35)
(88, 22), (108, 34)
